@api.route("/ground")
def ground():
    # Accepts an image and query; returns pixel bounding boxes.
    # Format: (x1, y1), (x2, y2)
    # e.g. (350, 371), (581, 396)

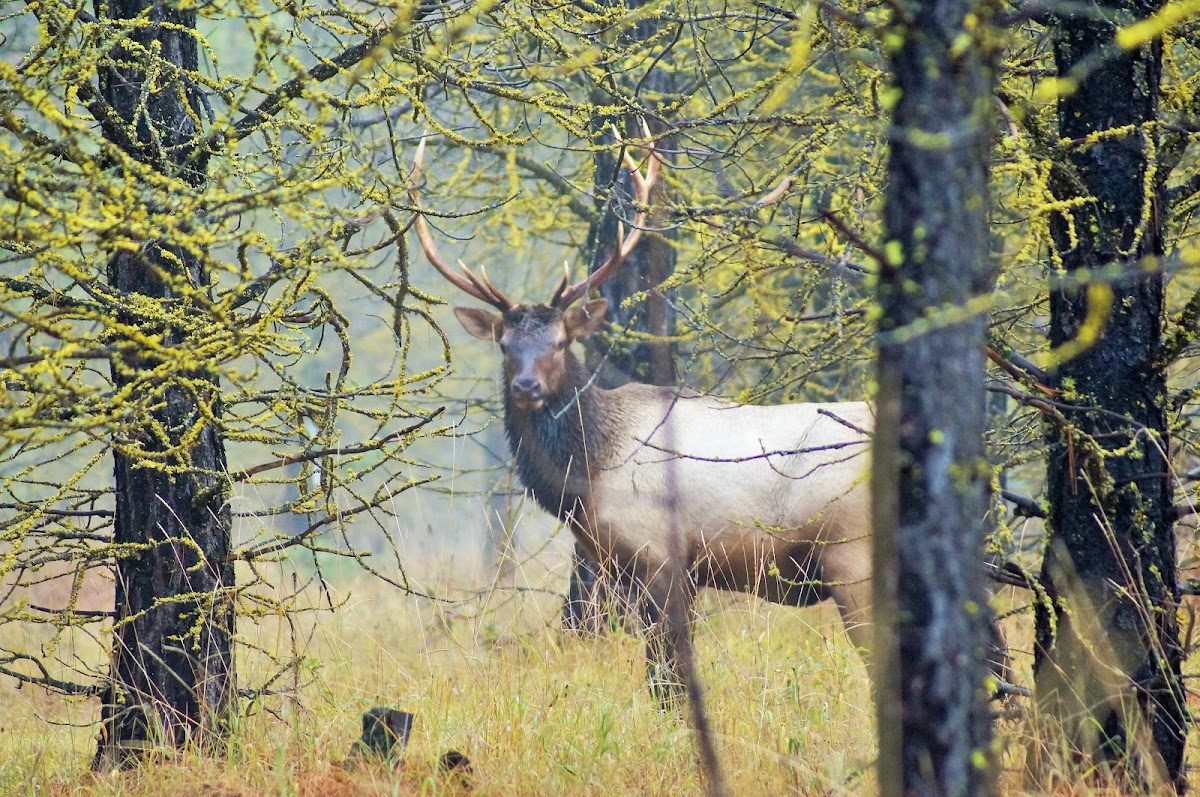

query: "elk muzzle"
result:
(510, 373), (545, 410)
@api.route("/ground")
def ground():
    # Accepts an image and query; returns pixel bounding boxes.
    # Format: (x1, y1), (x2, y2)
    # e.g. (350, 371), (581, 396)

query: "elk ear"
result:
(564, 298), (609, 340)
(454, 306), (504, 341)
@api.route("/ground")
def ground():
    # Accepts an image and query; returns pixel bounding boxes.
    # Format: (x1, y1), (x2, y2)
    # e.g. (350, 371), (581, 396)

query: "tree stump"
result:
(343, 708), (413, 768)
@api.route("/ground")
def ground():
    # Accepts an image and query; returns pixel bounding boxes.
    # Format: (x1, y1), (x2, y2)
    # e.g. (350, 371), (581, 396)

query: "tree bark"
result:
(872, 0), (997, 793)
(561, 136), (675, 631)
(92, 0), (234, 768)
(562, 22), (677, 634)
(1034, 0), (1188, 788)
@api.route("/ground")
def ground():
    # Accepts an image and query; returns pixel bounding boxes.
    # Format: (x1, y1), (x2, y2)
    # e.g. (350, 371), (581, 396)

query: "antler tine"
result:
(549, 262), (570, 307)
(479, 266), (515, 310)
(413, 213), (496, 306)
(409, 138), (512, 311)
(448, 258), (513, 311)
(456, 259), (492, 296)
(623, 143), (661, 203)
(555, 134), (661, 309)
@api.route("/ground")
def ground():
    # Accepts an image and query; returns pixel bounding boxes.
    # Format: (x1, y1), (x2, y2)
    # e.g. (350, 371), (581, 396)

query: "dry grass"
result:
(0, 569), (877, 796)
(1, 569), (1197, 796)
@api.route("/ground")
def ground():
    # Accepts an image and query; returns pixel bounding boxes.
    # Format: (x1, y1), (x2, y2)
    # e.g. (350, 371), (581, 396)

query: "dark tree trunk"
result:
(92, 0), (234, 769)
(584, 122), (676, 390)
(562, 16), (677, 634)
(1034, 0), (1188, 788)
(561, 132), (675, 631)
(872, 0), (996, 793)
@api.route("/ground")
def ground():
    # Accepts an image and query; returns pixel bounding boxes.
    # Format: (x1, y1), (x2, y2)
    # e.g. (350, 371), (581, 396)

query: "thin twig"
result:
(231, 411), (442, 482)
(821, 210), (888, 267)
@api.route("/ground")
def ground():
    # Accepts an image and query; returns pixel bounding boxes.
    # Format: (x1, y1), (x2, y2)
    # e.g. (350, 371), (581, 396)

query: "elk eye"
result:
(554, 339), (567, 350)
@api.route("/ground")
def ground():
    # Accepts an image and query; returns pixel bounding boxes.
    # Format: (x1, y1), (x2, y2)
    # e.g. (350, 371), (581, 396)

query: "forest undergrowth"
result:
(1, 562), (1195, 796)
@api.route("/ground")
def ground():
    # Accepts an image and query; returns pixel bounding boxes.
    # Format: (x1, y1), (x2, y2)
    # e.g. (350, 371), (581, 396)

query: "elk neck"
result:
(503, 352), (619, 523)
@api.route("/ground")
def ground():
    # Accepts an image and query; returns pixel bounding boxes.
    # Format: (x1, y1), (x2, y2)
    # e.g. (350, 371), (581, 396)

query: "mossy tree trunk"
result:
(92, 0), (235, 768)
(872, 0), (997, 793)
(1034, 0), (1188, 788)
(561, 120), (676, 631)
(562, 13), (677, 635)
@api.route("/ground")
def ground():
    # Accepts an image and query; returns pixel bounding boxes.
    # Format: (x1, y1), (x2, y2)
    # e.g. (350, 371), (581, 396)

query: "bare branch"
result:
(232, 411), (442, 482)
(1000, 490), (1047, 519)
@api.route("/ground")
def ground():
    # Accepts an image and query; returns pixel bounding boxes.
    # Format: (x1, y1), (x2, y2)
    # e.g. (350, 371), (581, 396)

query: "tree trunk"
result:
(92, 0), (235, 768)
(585, 124), (676, 390)
(872, 0), (996, 793)
(1034, 1), (1188, 788)
(563, 28), (677, 634)
(561, 134), (675, 631)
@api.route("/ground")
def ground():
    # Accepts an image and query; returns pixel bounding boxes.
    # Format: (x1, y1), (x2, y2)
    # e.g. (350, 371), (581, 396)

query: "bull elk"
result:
(409, 141), (999, 704)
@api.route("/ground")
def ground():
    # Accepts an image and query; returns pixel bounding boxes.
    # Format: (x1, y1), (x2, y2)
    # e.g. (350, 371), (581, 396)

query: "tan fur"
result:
(582, 389), (874, 651)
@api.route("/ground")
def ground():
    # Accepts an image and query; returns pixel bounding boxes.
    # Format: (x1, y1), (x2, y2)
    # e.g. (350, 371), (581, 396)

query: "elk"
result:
(409, 143), (990, 704)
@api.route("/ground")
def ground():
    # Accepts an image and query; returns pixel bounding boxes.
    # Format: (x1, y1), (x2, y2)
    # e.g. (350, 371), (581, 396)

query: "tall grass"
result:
(2, 568), (1196, 795)
(1, 565), (880, 796)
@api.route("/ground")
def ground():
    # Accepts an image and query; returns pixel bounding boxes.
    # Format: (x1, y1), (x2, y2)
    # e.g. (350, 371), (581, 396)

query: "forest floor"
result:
(0, 569), (1195, 796)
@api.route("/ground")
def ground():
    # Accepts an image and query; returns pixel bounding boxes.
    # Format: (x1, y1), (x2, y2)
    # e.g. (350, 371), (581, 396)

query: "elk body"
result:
(453, 299), (874, 700)
(410, 144), (883, 702)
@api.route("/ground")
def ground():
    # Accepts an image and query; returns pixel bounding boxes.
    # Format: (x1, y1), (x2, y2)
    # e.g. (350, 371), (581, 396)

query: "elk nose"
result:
(512, 375), (542, 398)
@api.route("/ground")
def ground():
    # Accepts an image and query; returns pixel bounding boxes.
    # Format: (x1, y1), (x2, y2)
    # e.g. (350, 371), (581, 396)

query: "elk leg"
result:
(639, 564), (695, 709)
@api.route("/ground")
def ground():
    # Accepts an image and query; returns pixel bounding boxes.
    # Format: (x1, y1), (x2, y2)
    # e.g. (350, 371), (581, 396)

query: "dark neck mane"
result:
(503, 354), (612, 522)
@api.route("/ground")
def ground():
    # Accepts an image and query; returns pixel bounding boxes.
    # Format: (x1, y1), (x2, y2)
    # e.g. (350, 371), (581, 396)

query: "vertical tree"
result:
(90, 0), (234, 766)
(561, 9), (679, 633)
(3, 0), (454, 769)
(1033, 0), (1188, 787)
(871, 0), (997, 792)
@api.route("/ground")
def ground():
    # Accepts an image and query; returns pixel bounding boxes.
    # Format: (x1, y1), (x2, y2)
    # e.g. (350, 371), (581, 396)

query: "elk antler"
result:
(409, 139), (514, 311)
(553, 137), (662, 309)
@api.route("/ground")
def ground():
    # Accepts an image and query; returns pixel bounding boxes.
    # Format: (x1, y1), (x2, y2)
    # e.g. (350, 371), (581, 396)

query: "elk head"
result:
(409, 138), (660, 411)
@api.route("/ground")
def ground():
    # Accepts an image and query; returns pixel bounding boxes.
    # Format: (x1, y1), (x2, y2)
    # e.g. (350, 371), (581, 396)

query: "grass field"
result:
(0, 566), (1194, 796)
